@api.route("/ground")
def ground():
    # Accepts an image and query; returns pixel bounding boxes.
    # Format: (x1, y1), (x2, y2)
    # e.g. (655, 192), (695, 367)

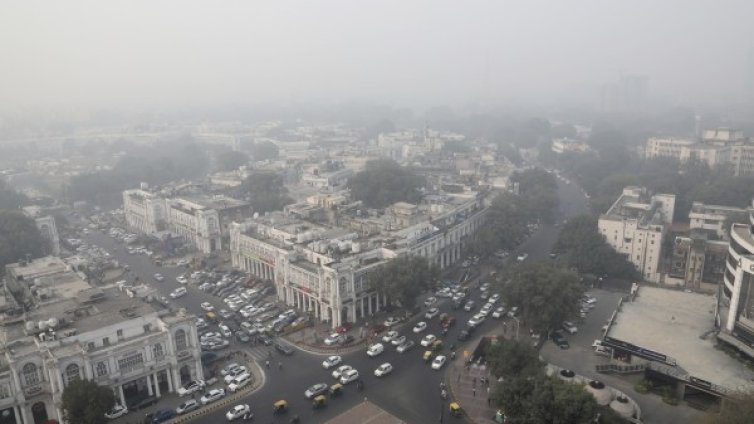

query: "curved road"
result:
(84, 172), (589, 424)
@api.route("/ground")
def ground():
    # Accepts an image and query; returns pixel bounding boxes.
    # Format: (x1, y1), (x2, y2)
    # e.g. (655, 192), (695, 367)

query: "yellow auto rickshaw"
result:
(423, 350), (433, 362)
(329, 383), (343, 397)
(273, 400), (288, 414)
(449, 402), (462, 417)
(312, 395), (327, 409)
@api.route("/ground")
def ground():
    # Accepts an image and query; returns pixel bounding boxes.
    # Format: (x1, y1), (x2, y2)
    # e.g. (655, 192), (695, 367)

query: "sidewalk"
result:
(447, 362), (498, 424)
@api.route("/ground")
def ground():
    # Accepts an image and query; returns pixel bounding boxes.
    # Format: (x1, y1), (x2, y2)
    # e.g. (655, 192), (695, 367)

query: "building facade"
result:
(645, 129), (754, 176)
(1, 259), (202, 424)
(230, 195), (487, 328)
(166, 199), (222, 254)
(122, 188), (167, 235)
(718, 201), (754, 360)
(598, 187), (675, 283)
(688, 201), (749, 240)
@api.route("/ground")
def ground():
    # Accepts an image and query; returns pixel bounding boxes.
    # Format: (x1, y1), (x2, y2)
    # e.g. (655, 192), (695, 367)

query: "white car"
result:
(366, 343), (385, 357)
(324, 333), (343, 346)
(489, 293), (501, 303)
(413, 321), (428, 333)
(396, 340), (415, 353)
(176, 275), (188, 284)
(492, 306), (505, 318)
(104, 404), (128, 419)
(169, 287), (187, 299)
(177, 259), (190, 266)
(227, 373), (251, 392)
(322, 356), (342, 369)
(200, 388), (226, 405)
(391, 335), (407, 346)
(219, 324), (232, 338)
(592, 339), (604, 348)
(175, 399), (199, 415)
(153, 273), (165, 282)
(382, 330), (399, 343)
(562, 321), (578, 334)
(425, 307), (440, 319)
(468, 314), (485, 327)
(340, 369), (360, 384)
(221, 363), (241, 376)
(224, 367), (248, 384)
(202, 332), (223, 342)
(201, 302), (215, 312)
(225, 404), (251, 421)
(507, 306), (519, 318)
(431, 355), (447, 370)
(374, 362), (393, 377)
(420, 334), (437, 347)
(304, 383), (329, 399)
(384, 317), (400, 327)
(424, 297), (437, 307)
(331, 365), (353, 379)
(177, 379), (205, 396)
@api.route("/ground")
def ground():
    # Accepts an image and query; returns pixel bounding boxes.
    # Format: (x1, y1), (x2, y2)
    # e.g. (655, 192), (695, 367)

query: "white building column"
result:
(166, 369), (174, 393)
(375, 293), (381, 312)
(13, 406), (20, 424)
(360, 298), (365, 318)
(172, 368), (181, 391)
(146, 374), (154, 396)
(367, 296), (373, 315)
(154, 373), (161, 398)
(727, 265), (746, 332)
(19, 406), (29, 424)
(118, 385), (126, 407)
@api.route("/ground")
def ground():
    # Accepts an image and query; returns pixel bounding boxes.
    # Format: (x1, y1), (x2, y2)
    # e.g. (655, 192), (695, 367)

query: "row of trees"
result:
(553, 215), (639, 280)
(469, 168), (559, 258)
(236, 171), (294, 214)
(0, 181), (45, 273)
(368, 255), (439, 311)
(68, 138), (209, 207)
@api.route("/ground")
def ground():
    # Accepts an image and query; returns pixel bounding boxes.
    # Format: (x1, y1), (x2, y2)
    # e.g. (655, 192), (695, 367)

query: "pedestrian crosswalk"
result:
(243, 346), (273, 362)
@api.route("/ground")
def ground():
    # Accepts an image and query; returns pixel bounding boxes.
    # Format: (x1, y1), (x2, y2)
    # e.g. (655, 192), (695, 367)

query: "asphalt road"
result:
(81, 173), (590, 424)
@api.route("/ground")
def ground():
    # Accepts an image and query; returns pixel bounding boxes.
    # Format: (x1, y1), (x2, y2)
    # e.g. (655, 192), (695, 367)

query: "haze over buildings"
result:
(0, 1), (753, 113)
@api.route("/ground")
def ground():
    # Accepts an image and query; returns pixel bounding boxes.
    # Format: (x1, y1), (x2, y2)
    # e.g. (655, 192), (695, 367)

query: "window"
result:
(143, 324), (151, 333)
(22, 363), (39, 386)
(96, 362), (108, 377)
(0, 384), (10, 399)
(174, 329), (187, 351)
(65, 363), (80, 384)
(102, 337), (110, 346)
(153, 343), (164, 359)
(117, 352), (144, 373)
(87, 342), (95, 351)
(116, 329), (123, 337)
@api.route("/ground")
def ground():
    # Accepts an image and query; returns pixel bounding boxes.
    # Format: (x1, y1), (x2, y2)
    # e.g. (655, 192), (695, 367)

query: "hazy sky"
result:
(1, 1), (753, 111)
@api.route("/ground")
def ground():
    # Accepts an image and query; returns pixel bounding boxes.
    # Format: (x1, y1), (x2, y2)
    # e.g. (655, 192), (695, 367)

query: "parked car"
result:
(324, 333), (343, 346)
(492, 306), (505, 318)
(150, 409), (176, 423)
(104, 404), (128, 419)
(384, 317), (400, 327)
(200, 388), (226, 405)
(424, 296), (437, 307)
(175, 399), (199, 415)
(177, 379), (206, 396)
(463, 300), (475, 312)
(562, 321), (578, 334)
(227, 373), (251, 392)
(382, 330), (399, 343)
(551, 331), (570, 349)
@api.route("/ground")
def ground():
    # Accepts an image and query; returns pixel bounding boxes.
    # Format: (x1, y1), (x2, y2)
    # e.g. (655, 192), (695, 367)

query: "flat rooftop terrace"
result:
(608, 286), (754, 390)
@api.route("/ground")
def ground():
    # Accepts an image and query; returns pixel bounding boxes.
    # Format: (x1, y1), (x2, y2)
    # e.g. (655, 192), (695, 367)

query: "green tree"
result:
(348, 159), (425, 209)
(498, 262), (585, 334)
(237, 172), (294, 213)
(249, 140), (279, 161)
(467, 192), (528, 258)
(61, 378), (116, 424)
(554, 215), (639, 280)
(512, 168), (560, 223)
(214, 149), (249, 171)
(486, 339), (543, 380)
(0, 210), (45, 271)
(368, 255), (439, 312)
(0, 181), (28, 210)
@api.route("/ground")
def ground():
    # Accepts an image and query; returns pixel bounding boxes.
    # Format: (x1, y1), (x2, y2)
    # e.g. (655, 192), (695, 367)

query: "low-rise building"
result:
(0, 257), (202, 423)
(688, 201), (750, 240)
(645, 128), (754, 176)
(122, 186), (167, 235)
(551, 138), (590, 154)
(230, 192), (487, 328)
(22, 207), (60, 257)
(598, 187), (675, 283)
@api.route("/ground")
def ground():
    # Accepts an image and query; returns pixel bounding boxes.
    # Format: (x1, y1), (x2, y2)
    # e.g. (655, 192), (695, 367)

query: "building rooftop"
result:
(6, 256), (68, 281)
(608, 286), (754, 390)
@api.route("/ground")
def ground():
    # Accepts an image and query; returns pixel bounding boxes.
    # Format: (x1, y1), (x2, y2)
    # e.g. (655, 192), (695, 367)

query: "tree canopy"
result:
(247, 140), (279, 162)
(498, 261), (585, 334)
(348, 159), (425, 209)
(61, 378), (116, 424)
(554, 215), (639, 280)
(0, 210), (45, 272)
(486, 339), (543, 380)
(368, 255), (439, 312)
(0, 180), (28, 210)
(467, 192), (529, 257)
(68, 138), (209, 207)
(237, 171), (294, 214)
(214, 149), (249, 172)
(511, 168), (560, 223)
